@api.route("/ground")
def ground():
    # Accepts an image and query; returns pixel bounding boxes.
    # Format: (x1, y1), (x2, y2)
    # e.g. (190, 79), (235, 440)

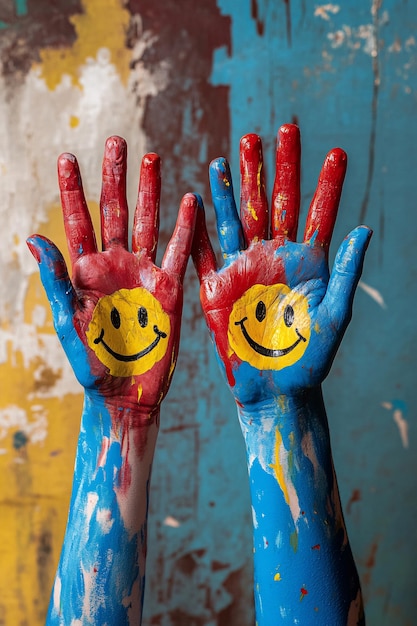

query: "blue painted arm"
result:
(192, 126), (371, 625)
(27, 138), (197, 625)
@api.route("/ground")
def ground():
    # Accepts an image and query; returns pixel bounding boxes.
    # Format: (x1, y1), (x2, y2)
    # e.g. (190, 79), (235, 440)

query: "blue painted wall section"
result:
(145, 1), (417, 624)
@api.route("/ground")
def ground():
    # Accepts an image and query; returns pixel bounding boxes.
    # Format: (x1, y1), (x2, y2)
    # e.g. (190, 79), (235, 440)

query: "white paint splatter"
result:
(163, 516), (181, 528)
(359, 280), (386, 308)
(0, 403), (48, 444)
(393, 409), (409, 449)
(381, 401), (409, 448)
(96, 508), (114, 534)
(85, 492), (99, 528)
(53, 575), (62, 614)
(251, 506), (258, 529)
(314, 4), (340, 21)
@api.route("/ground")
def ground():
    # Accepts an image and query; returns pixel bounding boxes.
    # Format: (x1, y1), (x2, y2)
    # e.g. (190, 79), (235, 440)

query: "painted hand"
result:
(192, 125), (372, 404)
(27, 137), (197, 411)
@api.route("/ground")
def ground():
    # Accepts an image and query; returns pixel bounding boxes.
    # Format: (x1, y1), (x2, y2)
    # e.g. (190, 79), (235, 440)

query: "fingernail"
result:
(26, 238), (40, 262)
(105, 135), (126, 164)
(57, 153), (80, 191)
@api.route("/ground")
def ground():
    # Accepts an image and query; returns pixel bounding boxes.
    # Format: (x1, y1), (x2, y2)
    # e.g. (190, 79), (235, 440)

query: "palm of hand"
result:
(28, 137), (196, 409)
(193, 126), (371, 405)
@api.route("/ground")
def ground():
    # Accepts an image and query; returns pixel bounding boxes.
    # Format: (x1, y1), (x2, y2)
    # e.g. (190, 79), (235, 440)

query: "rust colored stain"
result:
(346, 488), (361, 515)
(251, 0), (264, 36)
(0, 1), (83, 83)
(126, 0), (231, 242)
(365, 542), (378, 569)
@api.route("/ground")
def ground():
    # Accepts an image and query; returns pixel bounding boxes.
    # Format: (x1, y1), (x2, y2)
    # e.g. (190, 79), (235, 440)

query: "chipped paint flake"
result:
(358, 280), (386, 308)
(314, 4), (340, 21)
(381, 401), (409, 448)
(163, 516), (181, 528)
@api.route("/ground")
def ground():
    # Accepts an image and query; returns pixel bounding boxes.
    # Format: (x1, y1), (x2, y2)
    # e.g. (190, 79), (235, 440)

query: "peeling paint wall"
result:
(0, 1), (416, 624)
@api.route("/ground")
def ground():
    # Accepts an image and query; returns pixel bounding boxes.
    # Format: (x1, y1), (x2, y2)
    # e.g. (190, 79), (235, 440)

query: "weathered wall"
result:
(0, 1), (415, 625)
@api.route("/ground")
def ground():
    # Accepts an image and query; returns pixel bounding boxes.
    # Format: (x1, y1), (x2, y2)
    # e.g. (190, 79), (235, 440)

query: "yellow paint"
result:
(269, 427), (290, 505)
(86, 287), (171, 377)
(35, 0), (132, 90)
(257, 161), (262, 192)
(69, 115), (80, 128)
(0, 312), (83, 624)
(137, 383), (143, 403)
(274, 572), (282, 581)
(247, 200), (258, 222)
(228, 283), (311, 370)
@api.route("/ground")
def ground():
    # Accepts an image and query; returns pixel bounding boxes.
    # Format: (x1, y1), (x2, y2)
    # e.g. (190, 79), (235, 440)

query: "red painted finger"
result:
(100, 136), (129, 250)
(132, 153), (161, 261)
(239, 134), (268, 244)
(162, 193), (198, 282)
(271, 124), (301, 241)
(191, 196), (217, 282)
(303, 147), (347, 252)
(58, 153), (97, 267)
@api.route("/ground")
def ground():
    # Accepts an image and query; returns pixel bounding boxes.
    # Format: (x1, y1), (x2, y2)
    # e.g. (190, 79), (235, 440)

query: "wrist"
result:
(83, 388), (161, 426)
(236, 385), (324, 425)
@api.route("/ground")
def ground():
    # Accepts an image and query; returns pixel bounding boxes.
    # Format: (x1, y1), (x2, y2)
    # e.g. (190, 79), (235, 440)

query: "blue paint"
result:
(239, 392), (363, 625)
(27, 235), (95, 388)
(195, 119), (370, 622)
(46, 393), (153, 625)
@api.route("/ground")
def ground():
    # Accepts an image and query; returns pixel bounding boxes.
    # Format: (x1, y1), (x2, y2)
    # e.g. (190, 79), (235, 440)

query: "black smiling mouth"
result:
(94, 325), (167, 362)
(235, 317), (306, 357)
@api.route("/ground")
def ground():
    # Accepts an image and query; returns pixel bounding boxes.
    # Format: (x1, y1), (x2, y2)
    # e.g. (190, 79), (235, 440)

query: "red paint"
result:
(100, 136), (129, 250)
(240, 134), (268, 243)
(311, 544), (320, 550)
(58, 153), (97, 266)
(272, 124), (300, 241)
(26, 239), (40, 262)
(132, 153), (161, 260)
(303, 148), (347, 254)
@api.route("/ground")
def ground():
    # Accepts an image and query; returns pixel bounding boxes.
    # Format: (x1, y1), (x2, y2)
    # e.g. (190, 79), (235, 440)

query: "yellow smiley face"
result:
(86, 287), (170, 377)
(228, 283), (311, 370)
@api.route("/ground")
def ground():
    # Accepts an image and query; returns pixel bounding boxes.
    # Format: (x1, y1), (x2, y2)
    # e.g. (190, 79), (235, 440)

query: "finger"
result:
(303, 148), (347, 252)
(26, 235), (77, 339)
(323, 226), (372, 331)
(191, 195), (217, 282)
(209, 157), (245, 262)
(58, 153), (97, 267)
(161, 193), (198, 282)
(132, 152), (161, 261)
(239, 134), (268, 244)
(100, 136), (129, 250)
(271, 124), (301, 241)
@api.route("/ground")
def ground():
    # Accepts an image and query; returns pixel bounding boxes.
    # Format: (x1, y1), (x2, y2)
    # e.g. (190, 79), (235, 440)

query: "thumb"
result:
(323, 226), (372, 331)
(27, 235), (77, 342)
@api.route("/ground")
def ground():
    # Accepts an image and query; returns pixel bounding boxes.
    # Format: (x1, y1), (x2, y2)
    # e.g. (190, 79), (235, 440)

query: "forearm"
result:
(238, 387), (364, 625)
(47, 392), (159, 626)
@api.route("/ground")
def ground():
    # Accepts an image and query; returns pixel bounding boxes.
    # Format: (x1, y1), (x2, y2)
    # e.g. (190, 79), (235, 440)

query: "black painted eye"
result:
(138, 306), (148, 328)
(284, 305), (294, 327)
(111, 307), (121, 329)
(256, 300), (266, 322)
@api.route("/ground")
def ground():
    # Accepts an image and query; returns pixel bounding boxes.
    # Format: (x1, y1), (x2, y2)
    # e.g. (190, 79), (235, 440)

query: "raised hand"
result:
(26, 137), (197, 626)
(192, 125), (370, 625)
(28, 136), (197, 412)
(192, 124), (371, 405)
